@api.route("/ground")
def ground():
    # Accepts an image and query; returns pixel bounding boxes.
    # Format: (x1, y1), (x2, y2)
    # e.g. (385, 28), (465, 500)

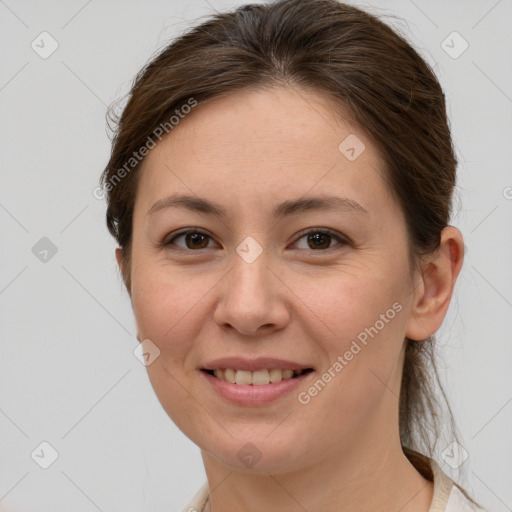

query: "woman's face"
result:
(123, 85), (422, 474)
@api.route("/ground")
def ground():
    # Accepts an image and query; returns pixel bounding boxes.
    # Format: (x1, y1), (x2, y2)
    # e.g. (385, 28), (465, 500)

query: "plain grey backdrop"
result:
(0, 0), (511, 511)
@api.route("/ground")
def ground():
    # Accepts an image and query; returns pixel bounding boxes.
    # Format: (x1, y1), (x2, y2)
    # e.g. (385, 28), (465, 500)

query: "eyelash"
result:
(161, 227), (349, 253)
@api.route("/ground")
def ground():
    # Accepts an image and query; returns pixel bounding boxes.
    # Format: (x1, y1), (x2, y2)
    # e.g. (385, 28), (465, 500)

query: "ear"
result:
(115, 247), (124, 274)
(115, 247), (131, 295)
(405, 226), (464, 341)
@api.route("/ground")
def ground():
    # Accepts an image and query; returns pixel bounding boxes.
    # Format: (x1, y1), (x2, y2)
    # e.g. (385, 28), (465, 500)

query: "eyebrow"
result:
(147, 193), (368, 219)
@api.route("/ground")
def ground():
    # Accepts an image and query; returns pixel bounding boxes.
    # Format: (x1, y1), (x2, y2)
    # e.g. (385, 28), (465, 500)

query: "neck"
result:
(201, 435), (434, 512)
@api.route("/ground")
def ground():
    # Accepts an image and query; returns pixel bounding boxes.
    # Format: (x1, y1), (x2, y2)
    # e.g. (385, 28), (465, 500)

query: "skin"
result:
(116, 85), (464, 512)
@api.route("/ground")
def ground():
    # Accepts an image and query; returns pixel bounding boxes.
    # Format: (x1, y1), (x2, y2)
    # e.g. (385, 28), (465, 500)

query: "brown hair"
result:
(100, 0), (478, 505)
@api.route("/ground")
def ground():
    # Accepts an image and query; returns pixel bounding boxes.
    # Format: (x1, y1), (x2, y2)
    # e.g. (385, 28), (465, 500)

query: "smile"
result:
(201, 368), (315, 406)
(203, 368), (313, 385)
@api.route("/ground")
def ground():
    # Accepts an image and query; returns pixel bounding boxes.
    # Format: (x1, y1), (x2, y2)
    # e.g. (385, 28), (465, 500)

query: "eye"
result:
(161, 228), (349, 252)
(292, 228), (348, 251)
(162, 229), (217, 251)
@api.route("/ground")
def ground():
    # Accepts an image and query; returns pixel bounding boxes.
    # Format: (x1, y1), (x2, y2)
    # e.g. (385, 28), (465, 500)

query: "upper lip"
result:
(201, 357), (314, 372)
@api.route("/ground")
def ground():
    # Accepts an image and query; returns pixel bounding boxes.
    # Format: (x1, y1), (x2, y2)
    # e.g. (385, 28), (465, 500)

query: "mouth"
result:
(201, 368), (314, 385)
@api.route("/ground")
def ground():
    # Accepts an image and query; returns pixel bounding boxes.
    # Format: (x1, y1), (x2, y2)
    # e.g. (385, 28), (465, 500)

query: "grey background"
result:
(0, 0), (510, 510)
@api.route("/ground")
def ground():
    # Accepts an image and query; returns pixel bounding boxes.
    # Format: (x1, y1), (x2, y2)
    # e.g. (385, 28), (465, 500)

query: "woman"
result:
(100, 0), (487, 510)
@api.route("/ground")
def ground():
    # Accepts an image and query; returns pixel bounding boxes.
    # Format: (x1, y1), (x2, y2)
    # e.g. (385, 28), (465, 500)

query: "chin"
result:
(196, 428), (314, 475)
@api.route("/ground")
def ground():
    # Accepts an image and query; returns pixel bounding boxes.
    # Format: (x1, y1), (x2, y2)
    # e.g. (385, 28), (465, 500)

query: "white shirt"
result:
(180, 457), (488, 512)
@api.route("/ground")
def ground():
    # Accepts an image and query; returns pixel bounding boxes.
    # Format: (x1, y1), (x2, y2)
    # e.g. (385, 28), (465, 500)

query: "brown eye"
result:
(164, 230), (216, 250)
(306, 232), (332, 250)
(294, 229), (348, 251)
(162, 228), (348, 252)
(183, 232), (210, 249)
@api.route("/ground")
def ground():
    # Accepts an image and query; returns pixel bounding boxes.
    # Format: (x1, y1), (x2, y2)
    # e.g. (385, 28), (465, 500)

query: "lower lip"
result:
(201, 370), (314, 406)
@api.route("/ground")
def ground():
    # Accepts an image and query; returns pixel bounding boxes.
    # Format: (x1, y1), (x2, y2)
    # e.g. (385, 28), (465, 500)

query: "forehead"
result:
(163, 85), (371, 162)
(134, 85), (395, 221)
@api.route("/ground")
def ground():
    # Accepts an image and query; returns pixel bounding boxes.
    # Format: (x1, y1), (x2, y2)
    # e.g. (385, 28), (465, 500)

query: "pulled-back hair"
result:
(100, 0), (478, 505)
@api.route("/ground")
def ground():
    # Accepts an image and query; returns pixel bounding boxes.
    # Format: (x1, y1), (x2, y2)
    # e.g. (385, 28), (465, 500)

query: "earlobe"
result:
(405, 227), (464, 341)
(115, 247), (132, 296)
(115, 247), (123, 271)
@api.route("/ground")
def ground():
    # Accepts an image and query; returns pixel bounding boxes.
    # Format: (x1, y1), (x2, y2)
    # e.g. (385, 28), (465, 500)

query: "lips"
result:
(201, 365), (315, 405)
(201, 356), (314, 372)
(204, 367), (314, 386)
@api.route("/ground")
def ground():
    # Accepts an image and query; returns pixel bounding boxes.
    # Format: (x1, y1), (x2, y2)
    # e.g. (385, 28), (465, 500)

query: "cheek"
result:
(294, 263), (408, 402)
(293, 261), (407, 347)
(130, 257), (220, 375)
(131, 253), (194, 338)
(131, 271), (175, 342)
(296, 277), (407, 436)
(129, 263), (208, 429)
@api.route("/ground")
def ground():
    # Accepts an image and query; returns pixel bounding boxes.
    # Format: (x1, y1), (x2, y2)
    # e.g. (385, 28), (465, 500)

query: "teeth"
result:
(210, 368), (306, 385)
(236, 370), (253, 385)
(224, 368), (236, 383)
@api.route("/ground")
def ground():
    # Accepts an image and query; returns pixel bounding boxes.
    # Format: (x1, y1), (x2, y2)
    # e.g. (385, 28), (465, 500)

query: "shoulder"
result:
(445, 484), (489, 512)
(428, 457), (489, 512)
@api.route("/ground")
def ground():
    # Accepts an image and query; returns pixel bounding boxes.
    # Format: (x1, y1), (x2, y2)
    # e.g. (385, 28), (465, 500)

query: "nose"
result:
(213, 248), (290, 337)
